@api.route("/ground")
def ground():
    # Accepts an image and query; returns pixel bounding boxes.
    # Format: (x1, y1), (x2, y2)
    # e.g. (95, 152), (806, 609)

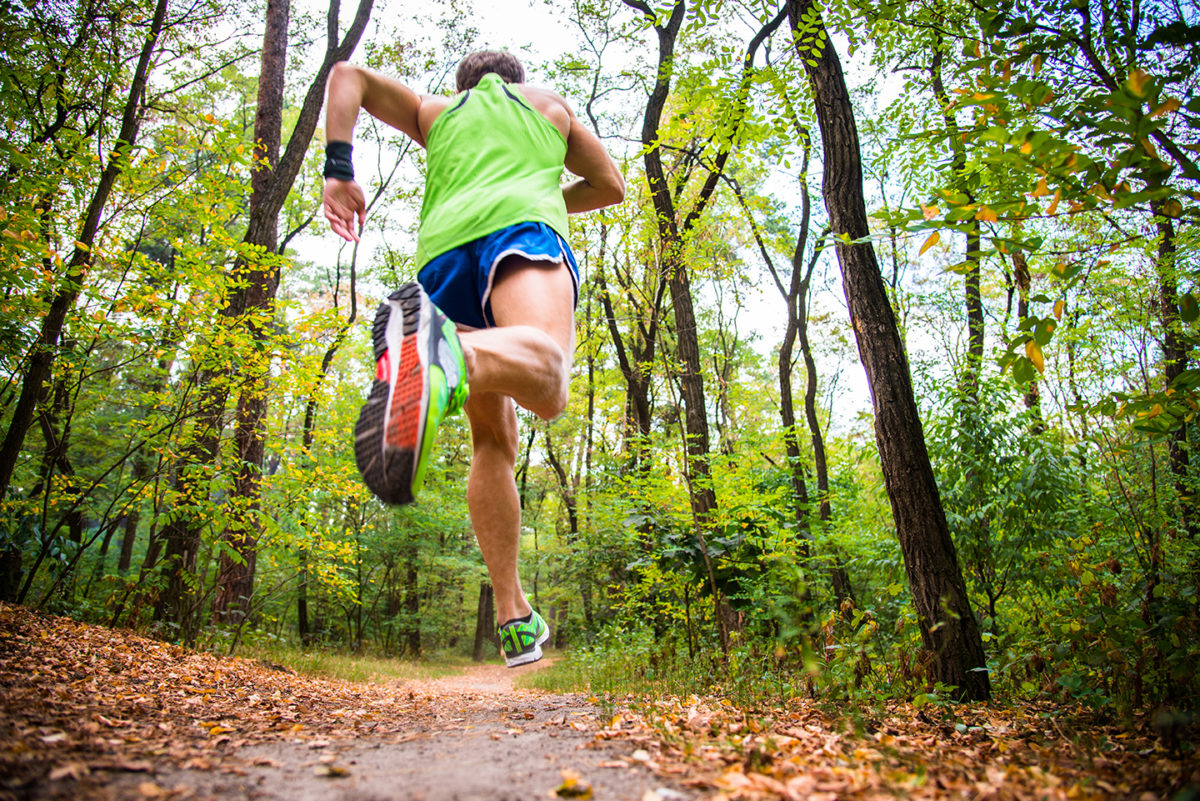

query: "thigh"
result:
(489, 257), (576, 357)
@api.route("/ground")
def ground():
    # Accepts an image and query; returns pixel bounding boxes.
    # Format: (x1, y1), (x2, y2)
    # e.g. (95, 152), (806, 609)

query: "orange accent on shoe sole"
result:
(385, 335), (422, 450)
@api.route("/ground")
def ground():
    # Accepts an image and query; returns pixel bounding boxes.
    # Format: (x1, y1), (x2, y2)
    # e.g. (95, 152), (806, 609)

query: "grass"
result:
(236, 642), (477, 685)
(514, 649), (592, 693)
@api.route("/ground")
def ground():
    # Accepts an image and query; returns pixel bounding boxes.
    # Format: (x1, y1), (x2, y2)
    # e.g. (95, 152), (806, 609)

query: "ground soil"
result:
(106, 663), (687, 801)
(0, 605), (687, 801)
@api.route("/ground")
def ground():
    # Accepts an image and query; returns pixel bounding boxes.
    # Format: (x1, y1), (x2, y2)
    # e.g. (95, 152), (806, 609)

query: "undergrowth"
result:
(234, 640), (473, 684)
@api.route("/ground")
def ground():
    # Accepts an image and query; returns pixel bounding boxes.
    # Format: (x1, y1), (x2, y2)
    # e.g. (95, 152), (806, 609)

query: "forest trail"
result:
(1, 604), (1194, 801)
(0, 604), (682, 800)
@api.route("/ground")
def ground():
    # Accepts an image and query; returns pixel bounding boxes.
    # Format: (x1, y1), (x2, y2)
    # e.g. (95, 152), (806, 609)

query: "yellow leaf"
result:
(975, 206), (999, 223)
(1162, 198), (1183, 218)
(1148, 403), (1164, 417)
(919, 231), (940, 255)
(1141, 138), (1158, 157)
(921, 203), (939, 220)
(1031, 177), (1049, 198)
(1026, 340), (1045, 374)
(1054, 300), (1065, 320)
(1046, 189), (1062, 216)
(1033, 54), (1043, 74)
(208, 725), (233, 736)
(974, 41), (981, 58)
(1151, 97), (1181, 118)
(1127, 68), (1150, 97)
(556, 770), (594, 799)
(1020, 141), (1032, 155)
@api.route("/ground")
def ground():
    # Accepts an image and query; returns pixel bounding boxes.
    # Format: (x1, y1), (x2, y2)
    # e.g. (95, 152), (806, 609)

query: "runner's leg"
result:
(459, 258), (575, 625)
(458, 258), (575, 420)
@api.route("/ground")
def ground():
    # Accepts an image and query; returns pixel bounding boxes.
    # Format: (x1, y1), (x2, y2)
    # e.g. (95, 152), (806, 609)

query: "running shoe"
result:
(354, 282), (468, 505)
(499, 609), (550, 667)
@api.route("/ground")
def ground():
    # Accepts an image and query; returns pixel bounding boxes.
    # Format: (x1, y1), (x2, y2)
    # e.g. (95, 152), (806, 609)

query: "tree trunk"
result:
(0, 0), (170, 500)
(929, 43), (983, 406)
(403, 553), (420, 656)
(624, 0), (786, 654)
(1012, 250), (1044, 429)
(210, 0), (374, 622)
(472, 582), (498, 661)
(788, 0), (990, 700)
(1150, 199), (1198, 561)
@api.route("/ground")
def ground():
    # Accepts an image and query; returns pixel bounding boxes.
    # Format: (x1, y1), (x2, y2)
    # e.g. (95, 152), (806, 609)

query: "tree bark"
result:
(788, 0), (990, 700)
(206, 0), (374, 623)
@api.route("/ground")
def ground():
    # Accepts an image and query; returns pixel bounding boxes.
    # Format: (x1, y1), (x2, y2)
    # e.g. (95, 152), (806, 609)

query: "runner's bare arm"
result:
(560, 102), (624, 214)
(326, 61), (426, 143)
(323, 63), (429, 242)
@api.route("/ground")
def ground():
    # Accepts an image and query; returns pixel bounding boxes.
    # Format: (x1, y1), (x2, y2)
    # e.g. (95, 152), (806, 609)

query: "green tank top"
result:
(416, 74), (570, 267)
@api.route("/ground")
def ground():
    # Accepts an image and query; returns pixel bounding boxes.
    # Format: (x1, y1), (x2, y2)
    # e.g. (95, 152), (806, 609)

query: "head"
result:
(455, 50), (525, 92)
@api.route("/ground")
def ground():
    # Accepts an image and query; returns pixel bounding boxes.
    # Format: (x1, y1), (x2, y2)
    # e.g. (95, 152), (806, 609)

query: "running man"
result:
(321, 51), (624, 666)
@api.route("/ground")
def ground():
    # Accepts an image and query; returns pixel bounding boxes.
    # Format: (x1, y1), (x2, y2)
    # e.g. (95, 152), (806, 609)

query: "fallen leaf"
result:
(48, 762), (90, 781)
(313, 764), (350, 778)
(555, 769), (594, 799)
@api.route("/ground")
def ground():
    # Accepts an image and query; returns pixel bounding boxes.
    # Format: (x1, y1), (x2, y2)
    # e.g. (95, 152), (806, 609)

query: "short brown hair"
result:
(455, 50), (524, 92)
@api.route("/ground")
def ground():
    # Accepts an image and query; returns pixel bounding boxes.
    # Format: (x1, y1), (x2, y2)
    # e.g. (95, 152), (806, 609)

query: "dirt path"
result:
(0, 606), (688, 801)
(132, 663), (687, 801)
(6, 606), (1193, 801)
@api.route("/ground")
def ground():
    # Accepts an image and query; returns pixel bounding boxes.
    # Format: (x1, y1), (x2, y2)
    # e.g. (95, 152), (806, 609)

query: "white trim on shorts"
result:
(479, 234), (581, 326)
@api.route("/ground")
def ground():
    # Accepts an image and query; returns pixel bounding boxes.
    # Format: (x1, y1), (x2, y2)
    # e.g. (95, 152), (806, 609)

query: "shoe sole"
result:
(354, 284), (429, 505)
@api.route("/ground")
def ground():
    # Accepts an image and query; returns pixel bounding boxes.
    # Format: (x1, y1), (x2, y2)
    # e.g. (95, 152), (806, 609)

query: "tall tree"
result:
(156, 0), (373, 632)
(0, 0), (171, 503)
(788, 0), (990, 699)
(623, 0), (786, 650)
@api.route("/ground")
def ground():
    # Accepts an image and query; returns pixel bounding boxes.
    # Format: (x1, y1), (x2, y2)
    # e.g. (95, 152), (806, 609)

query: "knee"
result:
(530, 344), (569, 420)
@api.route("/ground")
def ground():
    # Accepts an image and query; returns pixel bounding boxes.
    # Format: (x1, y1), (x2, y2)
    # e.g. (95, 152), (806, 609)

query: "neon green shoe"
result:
(354, 282), (468, 505)
(499, 609), (550, 667)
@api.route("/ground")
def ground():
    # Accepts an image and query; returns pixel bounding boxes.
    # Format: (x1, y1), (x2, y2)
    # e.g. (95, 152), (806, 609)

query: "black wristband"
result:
(323, 140), (354, 181)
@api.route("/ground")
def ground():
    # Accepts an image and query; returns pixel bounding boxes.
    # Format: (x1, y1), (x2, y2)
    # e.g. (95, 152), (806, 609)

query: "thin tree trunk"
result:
(788, 0), (990, 700)
(624, 0), (786, 653)
(472, 582), (497, 661)
(1012, 250), (1044, 429)
(0, 0), (170, 500)
(930, 42), (983, 405)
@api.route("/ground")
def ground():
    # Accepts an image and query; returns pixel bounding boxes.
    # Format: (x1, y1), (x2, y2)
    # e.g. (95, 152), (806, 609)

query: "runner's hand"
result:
(323, 178), (366, 242)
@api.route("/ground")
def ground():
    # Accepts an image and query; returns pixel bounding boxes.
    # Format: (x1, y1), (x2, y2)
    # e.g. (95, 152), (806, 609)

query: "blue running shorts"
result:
(416, 222), (580, 330)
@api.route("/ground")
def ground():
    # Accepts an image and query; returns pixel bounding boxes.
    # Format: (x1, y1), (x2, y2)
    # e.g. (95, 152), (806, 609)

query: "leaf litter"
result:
(1, 603), (1196, 800)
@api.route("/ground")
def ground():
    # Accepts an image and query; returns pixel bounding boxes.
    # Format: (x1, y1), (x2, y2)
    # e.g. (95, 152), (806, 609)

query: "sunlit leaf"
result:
(920, 231), (940, 255)
(1025, 340), (1045, 373)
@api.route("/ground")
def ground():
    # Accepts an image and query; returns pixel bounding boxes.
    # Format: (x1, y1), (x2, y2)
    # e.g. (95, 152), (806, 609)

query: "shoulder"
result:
(512, 84), (572, 138)
(513, 84), (571, 114)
